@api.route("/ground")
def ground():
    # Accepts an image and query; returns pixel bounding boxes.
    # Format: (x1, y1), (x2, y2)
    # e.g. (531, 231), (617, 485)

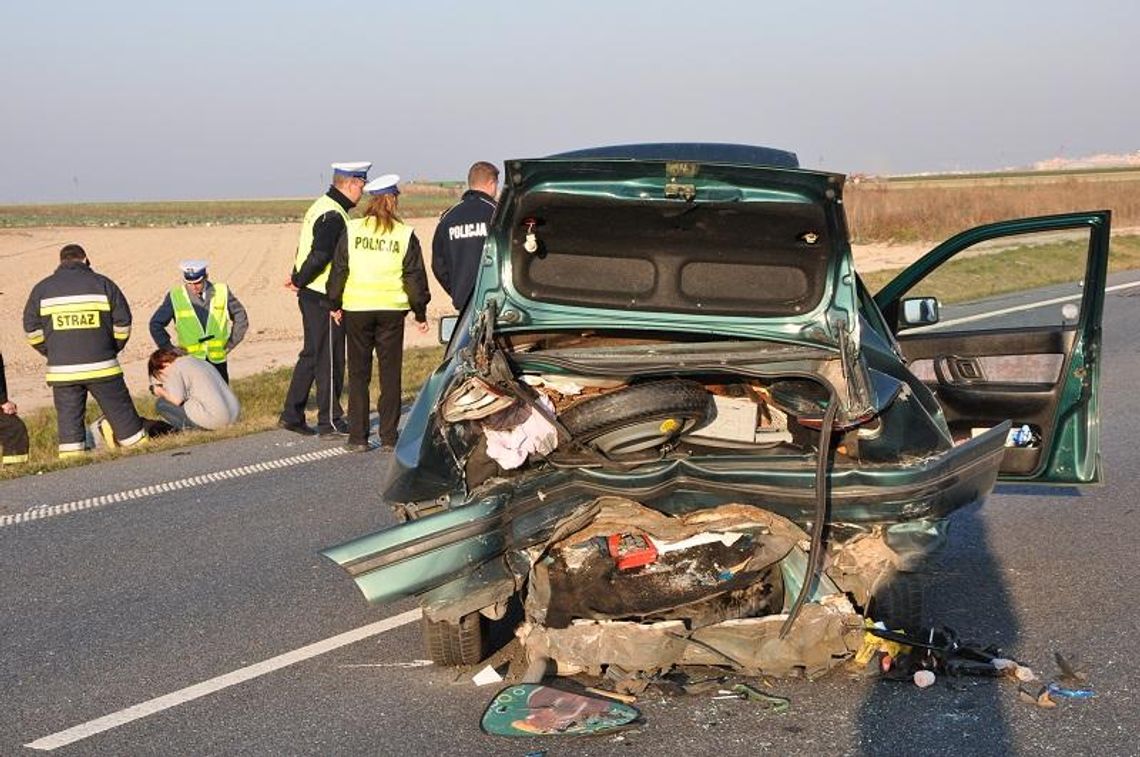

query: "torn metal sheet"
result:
(519, 601), (861, 679)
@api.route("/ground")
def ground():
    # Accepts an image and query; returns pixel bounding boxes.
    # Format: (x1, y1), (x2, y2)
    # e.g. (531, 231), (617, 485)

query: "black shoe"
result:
(318, 420), (350, 439)
(278, 418), (316, 436)
(344, 442), (371, 453)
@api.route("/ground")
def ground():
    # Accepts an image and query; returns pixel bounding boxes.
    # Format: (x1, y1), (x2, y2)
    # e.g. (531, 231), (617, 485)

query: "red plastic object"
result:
(607, 532), (658, 571)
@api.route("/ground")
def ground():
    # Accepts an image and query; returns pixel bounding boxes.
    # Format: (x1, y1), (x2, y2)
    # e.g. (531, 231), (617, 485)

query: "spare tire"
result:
(560, 379), (715, 455)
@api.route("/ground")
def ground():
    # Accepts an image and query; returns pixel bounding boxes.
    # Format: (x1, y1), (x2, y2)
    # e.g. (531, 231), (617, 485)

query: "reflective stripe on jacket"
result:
(295, 195), (350, 294)
(22, 262), (130, 385)
(171, 283), (231, 363)
(342, 218), (414, 311)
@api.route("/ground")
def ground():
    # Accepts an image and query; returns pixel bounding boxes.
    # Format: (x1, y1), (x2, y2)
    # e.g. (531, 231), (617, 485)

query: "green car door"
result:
(873, 210), (1111, 484)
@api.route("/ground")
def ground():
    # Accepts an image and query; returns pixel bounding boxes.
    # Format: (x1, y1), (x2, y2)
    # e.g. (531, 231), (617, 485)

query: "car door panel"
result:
(898, 327), (1076, 475)
(874, 211), (1110, 484)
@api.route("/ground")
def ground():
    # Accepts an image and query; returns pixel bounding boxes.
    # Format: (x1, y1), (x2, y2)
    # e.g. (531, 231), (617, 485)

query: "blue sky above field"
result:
(1, 0), (1137, 202)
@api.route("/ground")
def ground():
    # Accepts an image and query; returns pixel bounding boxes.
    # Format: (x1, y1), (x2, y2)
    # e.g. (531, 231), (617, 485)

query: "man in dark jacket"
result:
(431, 161), (498, 312)
(23, 244), (146, 457)
(0, 350), (30, 465)
(279, 162), (369, 438)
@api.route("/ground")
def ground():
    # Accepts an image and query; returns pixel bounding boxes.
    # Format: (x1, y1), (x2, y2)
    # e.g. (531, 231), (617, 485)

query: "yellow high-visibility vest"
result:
(342, 218), (413, 312)
(171, 283), (231, 363)
(294, 195), (350, 294)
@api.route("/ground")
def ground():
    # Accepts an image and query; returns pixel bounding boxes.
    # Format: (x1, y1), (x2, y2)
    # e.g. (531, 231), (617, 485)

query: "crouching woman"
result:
(147, 348), (240, 431)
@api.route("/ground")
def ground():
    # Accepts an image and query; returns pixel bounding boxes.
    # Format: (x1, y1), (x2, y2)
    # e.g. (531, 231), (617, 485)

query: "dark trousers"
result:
(344, 310), (405, 446)
(155, 397), (199, 430)
(212, 361), (229, 384)
(281, 292), (345, 430)
(53, 377), (145, 453)
(0, 412), (29, 463)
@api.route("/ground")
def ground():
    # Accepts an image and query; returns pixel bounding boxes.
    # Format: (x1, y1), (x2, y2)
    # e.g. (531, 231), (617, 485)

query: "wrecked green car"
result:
(325, 144), (1109, 679)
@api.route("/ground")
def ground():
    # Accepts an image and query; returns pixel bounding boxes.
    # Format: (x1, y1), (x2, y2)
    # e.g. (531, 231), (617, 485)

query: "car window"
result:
(901, 227), (1093, 334)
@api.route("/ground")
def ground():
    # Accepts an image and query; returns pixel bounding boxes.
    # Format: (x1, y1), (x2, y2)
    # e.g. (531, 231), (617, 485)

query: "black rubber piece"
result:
(559, 379), (715, 443)
(422, 612), (485, 666)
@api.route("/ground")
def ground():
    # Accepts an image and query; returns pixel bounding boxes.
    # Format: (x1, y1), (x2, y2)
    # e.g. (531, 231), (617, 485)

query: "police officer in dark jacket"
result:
(431, 161), (498, 312)
(23, 244), (146, 457)
(279, 162), (369, 437)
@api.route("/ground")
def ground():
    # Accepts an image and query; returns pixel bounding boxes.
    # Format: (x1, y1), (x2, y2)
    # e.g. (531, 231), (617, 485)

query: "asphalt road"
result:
(2, 285), (1139, 756)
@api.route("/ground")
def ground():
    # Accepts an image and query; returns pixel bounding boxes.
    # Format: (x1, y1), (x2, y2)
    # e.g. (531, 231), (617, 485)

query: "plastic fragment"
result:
(731, 683), (790, 713)
(913, 670), (936, 688)
(473, 664), (505, 686)
(1046, 682), (1096, 699)
(1018, 685), (1057, 709)
(1014, 665), (1037, 683)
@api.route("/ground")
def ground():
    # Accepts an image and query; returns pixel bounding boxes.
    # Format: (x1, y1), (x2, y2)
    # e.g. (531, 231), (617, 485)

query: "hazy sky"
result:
(2, 0), (1136, 203)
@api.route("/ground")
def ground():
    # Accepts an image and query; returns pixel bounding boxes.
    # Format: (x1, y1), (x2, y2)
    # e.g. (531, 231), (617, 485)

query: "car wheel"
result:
(422, 612), (485, 666)
(867, 572), (926, 633)
(560, 379), (715, 455)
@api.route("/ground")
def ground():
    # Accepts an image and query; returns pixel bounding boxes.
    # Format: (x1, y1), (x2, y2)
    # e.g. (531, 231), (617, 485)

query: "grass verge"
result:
(1, 345), (444, 481)
(860, 234), (1140, 303)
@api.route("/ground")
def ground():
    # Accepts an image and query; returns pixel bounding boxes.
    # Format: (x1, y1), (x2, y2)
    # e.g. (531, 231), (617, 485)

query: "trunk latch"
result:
(665, 161), (699, 201)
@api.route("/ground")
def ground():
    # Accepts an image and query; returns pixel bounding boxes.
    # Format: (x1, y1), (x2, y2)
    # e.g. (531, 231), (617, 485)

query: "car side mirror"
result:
(900, 297), (940, 327)
(439, 315), (458, 345)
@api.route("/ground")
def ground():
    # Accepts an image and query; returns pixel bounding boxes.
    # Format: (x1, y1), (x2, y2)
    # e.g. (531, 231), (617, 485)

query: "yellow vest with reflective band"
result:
(171, 283), (231, 363)
(342, 218), (414, 312)
(294, 195), (350, 294)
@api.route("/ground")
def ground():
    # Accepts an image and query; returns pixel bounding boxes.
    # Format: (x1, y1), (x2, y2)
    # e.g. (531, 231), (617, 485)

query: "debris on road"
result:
(913, 670), (936, 688)
(1054, 651), (1089, 684)
(1019, 684), (1058, 709)
(481, 684), (640, 737)
(473, 664), (505, 686)
(731, 683), (790, 712)
(1046, 682), (1097, 700)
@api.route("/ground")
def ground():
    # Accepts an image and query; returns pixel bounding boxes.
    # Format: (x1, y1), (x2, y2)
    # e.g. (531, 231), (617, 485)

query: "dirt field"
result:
(0, 222), (925, 413)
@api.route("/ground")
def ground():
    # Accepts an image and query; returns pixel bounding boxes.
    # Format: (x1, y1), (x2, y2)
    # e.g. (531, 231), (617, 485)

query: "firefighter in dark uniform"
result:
(0, 350), (30, 465)
(279, 161), (369, 437)
(148, 260), (249, 383)
(23, 244), (146, 457)
(327, 174), (430, 452)
(431, 160), (499, 312)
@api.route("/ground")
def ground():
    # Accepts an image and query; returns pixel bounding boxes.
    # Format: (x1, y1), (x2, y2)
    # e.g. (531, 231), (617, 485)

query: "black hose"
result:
(778, 388), (839, 639)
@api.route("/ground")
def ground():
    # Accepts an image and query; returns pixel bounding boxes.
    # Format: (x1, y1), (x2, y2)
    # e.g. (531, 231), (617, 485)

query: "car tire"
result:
(422, 612), (485, 666)
(867, 572), (926, 632)
(560, 379), (716, 455)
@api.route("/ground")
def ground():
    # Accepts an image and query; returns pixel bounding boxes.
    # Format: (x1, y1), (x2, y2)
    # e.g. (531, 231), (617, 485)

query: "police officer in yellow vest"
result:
(148, 260), (249, 383)
(279, 162), (369, 437)
(327, 174), (430, 452)
(23, 244), (147, 457)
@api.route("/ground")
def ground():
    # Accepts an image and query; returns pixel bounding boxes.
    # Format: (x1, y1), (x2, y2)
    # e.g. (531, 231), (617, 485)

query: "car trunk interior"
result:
(507, 193), (834, 318)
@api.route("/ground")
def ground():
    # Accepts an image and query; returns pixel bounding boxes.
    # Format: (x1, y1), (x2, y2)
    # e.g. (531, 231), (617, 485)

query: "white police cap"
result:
(179, 260), (208, 282)
(364, 174), (400, 195)
(331, 161), (371, 179)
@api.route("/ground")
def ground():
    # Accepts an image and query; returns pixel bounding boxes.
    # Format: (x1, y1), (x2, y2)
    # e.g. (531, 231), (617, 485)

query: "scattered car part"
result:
(480, 684), (640, 737)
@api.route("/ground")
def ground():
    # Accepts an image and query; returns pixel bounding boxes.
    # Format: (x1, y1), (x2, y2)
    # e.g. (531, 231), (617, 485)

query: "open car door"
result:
(874, 211), (1111, 484)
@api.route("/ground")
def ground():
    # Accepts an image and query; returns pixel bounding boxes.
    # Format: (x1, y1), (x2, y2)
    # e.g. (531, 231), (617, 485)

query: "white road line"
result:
(1, 446), (348, 530)
(25, 608), (422, 751)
